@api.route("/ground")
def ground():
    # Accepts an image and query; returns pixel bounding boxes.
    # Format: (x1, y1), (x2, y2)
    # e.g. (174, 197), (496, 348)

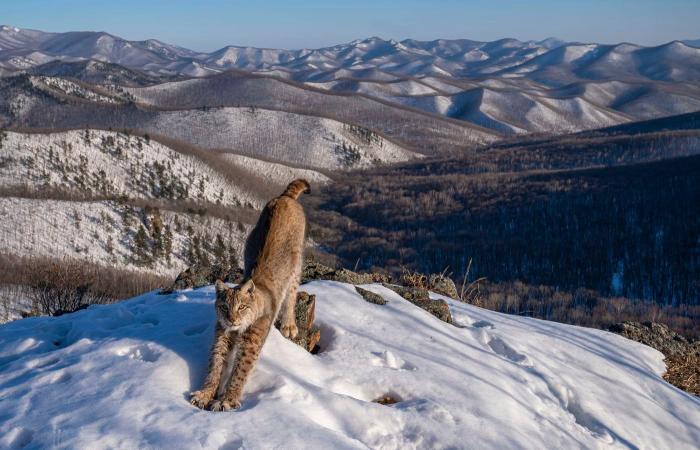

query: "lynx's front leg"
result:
(280, 277), (299, 339)
(210, 316), (272, 411)
(190, 328), (236, 409)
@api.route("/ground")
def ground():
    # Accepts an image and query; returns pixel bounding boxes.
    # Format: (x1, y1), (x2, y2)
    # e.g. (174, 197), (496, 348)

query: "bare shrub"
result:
(0, 253), (170, 318)
(399, 266), (429, 290)
(29, 260), (110, 315)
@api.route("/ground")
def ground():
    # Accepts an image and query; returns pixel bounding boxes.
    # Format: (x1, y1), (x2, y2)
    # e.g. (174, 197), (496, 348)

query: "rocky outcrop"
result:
(355, 286), (387, 305)
(382, 283), (452, 324)
(609, 321), (699, 396)
(608, 321), (698, 357)
(302, 259), (391, 285)
(428, 273), (459, 299)
(161, 264), (244, 293)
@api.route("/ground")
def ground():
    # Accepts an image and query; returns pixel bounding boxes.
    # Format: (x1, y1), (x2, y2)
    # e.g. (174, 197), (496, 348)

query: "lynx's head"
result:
(215, 279), (258, 332)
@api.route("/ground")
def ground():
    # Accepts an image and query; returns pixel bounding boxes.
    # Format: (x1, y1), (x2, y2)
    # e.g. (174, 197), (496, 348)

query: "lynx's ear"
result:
(240, 279), (255, 294)
(215, 280), (229, 295)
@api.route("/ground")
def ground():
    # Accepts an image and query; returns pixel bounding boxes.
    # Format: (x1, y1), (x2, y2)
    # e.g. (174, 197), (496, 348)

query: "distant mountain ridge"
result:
(2, 25), (700, 136)
(2, 25), (700, 84)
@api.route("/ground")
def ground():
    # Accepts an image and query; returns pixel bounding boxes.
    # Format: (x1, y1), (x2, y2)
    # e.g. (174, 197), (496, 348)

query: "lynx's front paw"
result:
(281, 322), (298, 339)
(209, 399), (241, 412)
(189, 390), (214, 409)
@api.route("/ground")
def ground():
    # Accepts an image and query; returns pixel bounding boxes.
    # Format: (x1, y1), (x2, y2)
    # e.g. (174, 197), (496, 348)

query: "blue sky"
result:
(2, 0), (699, 50)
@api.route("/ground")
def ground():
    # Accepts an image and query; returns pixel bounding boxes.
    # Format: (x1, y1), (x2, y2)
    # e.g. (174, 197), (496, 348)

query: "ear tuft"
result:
(215, 280), (228, 295)
(241, 279), (255, 294)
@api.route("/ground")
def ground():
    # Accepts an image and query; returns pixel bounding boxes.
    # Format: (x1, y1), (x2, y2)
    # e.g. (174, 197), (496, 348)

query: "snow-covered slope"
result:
(139, 108), (417, 170)
(0, 130), (264, 207)
(0, 197), (247, 277)
(221, 153), (331, 185)
(1, 281), (698, 449)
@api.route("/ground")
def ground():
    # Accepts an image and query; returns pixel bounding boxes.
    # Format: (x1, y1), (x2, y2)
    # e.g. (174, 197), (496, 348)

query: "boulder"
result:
(355, 286), (387, 305)
(382, 283), (452, 324)
(429, 273), (459, 299)
(302, 258), (391, 285)
(607, 321), (697, 357)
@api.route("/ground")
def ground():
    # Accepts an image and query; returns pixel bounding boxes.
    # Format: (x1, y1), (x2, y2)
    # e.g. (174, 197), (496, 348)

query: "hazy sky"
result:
(2, 0), (699, 51)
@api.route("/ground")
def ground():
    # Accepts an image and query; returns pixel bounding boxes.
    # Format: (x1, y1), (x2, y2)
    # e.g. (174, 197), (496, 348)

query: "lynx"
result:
(189, 179), (310, 411)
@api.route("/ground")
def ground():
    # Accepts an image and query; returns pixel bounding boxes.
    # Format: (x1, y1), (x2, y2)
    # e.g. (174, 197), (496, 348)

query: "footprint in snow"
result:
(487, 337), (532, 366)
(183, 323), (209, 336)
(113, 344), (161, 363)
(472, 320), (494, 329)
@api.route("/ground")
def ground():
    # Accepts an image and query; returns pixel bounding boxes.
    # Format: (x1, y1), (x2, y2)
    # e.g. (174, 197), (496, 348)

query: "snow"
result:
(142, 107), (416, 170)
(0, 197), (248, 276)
(221, 153), (331, 185)
(1, 281), (698, 449)
(0, 130), (264, 208)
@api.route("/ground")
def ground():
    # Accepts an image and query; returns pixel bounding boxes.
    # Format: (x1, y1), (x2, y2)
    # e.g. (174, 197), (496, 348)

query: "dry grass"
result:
(664, 353), (700, 396)
(399, 266), (429, 290)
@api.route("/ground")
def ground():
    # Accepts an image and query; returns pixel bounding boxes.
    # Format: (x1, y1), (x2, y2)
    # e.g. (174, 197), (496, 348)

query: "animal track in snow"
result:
(183, 323), (209, 336)
(472, 320), (494, 329)
(536, 373), (615, 444)
(487, 337), (531, 366)
(114, 344), (161, 363)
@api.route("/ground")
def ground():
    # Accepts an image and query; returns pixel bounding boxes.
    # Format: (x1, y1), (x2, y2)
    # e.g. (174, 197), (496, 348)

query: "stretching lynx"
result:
(189, 179), (310, 411)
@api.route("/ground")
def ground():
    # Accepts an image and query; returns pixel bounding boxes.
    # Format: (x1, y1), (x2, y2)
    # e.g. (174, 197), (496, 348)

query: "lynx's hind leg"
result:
(280, 276), (299, 339)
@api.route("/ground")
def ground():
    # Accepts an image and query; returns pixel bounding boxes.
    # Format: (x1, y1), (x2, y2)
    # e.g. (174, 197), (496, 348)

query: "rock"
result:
(161, 264), (244, 293)
(295, 291), (316, 330)
(355, 286), (387, 305)
(302, 258), (391, 285)
(301, 259), (336, 283)
(372, 394), (400, 405)
(382, 283), (452, 324)
(609, 321), (700, 397)
(607, 321), (696, 357)
(429, 273), (459, 299)
(287, 291), (321, 353)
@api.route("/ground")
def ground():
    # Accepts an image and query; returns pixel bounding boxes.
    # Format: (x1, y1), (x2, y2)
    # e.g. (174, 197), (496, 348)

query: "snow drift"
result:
(1, 281), (698, 449)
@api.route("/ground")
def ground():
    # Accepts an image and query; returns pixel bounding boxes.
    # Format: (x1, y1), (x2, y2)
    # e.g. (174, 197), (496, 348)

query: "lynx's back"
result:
(244, 179), (310, 281)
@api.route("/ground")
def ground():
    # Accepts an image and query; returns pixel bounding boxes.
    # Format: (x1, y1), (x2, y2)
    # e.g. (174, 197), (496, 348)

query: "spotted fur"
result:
(190, 179), (309, 411)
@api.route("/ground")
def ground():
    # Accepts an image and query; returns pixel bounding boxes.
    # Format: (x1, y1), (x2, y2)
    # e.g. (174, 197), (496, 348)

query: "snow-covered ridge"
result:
(1, 281), (698, 449)
(221, 153), (331, 185)
(30, 75), (128, 104)
(2, 26), (699, 84)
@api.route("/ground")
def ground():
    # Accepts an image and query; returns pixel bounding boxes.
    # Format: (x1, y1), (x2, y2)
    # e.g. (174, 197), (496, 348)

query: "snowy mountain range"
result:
(2, 25), (700, 135)
(2, 25), (699, 83)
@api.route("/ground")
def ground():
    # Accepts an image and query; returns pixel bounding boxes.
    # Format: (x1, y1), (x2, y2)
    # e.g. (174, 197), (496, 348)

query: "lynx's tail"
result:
(282, 179), (311, 199)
